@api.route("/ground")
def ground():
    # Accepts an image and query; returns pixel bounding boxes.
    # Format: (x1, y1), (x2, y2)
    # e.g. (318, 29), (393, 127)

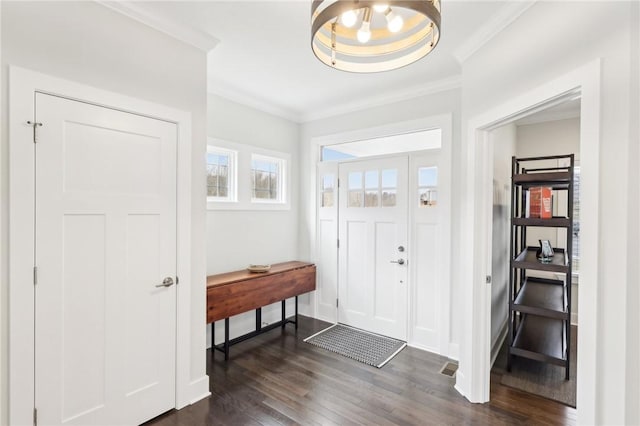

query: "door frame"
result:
(456, 59), (600, 426)
(8, 66), (209, 425)
(310, 113), (453, 356)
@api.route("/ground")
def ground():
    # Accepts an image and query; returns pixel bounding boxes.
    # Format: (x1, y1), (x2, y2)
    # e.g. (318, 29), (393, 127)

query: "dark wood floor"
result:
(147, 316), (576, 425)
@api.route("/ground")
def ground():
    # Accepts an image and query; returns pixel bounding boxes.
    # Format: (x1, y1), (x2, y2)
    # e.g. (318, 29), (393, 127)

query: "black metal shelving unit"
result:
(508, 154), (574, 380)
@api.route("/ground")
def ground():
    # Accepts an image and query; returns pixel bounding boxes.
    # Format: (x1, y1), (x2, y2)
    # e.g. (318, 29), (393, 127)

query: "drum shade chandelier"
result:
(311, 0), (441, 73)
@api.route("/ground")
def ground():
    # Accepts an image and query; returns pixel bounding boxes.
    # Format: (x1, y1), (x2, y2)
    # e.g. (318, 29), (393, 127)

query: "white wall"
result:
(1, 2), (208, 423)
(206, 93), (301, 345)
(460, 2), (637, 423)
(516, 118), (580, 324)
(299, 88), (462, 353)
(489, 124), (516, 357)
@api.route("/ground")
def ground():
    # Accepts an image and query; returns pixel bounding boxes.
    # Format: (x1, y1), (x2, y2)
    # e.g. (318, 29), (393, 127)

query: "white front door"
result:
(338, 156), (408, 340)
(34, 93), (177, 425)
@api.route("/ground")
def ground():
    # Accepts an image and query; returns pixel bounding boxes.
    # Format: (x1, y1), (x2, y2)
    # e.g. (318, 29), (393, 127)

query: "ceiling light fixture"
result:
(311, 0), (441, 73)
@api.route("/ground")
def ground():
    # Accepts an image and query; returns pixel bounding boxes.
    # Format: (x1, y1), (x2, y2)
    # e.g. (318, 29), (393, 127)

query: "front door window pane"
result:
(381, 168), (397, 207)
(348, 171), (363, 207)
(364, 170), (379, 207)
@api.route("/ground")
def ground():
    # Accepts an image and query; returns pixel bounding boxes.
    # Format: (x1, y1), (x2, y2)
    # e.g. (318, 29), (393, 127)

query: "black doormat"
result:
(304, 324), (406, 368)
(493, 325), (577, 407)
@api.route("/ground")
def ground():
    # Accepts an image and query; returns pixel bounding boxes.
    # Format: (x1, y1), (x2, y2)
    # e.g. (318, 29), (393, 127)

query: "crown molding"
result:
(208, 83), (302, 123)
(96, 1), (220, 52)
(300, 75), (461, 123)
(453, 1), (537, 64)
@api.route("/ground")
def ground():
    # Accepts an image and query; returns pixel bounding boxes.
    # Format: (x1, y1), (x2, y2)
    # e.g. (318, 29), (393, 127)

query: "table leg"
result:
(224, 318), (230, 361)
(281, 300), (286, 329)
(295, 296), (299, 330)
(256, 307), (262, 331)
(211, 322), (215, 352)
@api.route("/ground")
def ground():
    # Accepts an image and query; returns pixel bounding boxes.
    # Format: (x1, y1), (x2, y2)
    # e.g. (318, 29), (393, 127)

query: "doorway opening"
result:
(488, 98), (581, 408)
(458, 61), (600, 424)
(315, 125), (453, 356)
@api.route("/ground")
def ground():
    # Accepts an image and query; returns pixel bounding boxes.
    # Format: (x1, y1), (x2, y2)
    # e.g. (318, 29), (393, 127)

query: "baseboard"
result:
(454, 370), (467, 398)
(448, 343), (460, 361)
(491, 320), (509, 368)
(188, 376), (211, 405)
(406, 341), (439, 355)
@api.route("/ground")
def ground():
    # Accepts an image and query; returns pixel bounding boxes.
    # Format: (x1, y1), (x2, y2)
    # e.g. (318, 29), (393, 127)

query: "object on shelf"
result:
(247, 264), (271, 273)
(529, 186), (552, 218)
(537, 239), (555, 263)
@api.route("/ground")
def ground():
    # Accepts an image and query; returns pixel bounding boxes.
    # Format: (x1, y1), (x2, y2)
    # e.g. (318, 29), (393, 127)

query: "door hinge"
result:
(337, 239), (340, 249)
(27, 121), (43, 144)
(486, 275), (492, 284)
(337, 178), (340, 188)
(33, 407), (37, 426)
(33, 266), (38, 285)
(336, 298), (339, 308)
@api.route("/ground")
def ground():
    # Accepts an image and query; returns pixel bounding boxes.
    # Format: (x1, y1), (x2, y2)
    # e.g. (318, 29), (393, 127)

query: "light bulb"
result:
(385, 9), (404, 33)
(373, 4), (389, 13)
(357, 21), (371, 43)
(341, 10), (358, 28)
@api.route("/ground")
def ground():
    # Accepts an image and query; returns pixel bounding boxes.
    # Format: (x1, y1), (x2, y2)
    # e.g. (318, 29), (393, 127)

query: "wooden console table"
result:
(206, 261), (316, 360)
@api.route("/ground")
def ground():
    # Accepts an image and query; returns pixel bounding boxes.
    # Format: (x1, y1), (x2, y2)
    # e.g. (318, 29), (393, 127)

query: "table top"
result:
(206, 261), (315, 289)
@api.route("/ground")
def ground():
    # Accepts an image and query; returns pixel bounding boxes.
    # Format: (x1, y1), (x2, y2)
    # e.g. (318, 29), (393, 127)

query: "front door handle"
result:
(390, 259), (405, 265)
(156, 277), (175, 288)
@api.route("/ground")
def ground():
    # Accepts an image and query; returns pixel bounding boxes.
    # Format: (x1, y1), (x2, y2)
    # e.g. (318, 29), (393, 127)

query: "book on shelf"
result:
(528, 186), (552, 219)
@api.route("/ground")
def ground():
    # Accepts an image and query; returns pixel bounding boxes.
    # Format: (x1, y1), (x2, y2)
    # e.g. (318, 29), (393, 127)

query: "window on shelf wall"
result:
(207, 147), (237, 202)
(251, 154), (286, 204)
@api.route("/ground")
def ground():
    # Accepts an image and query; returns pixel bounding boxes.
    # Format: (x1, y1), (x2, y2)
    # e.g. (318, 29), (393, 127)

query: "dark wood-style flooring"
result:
(146, 316), (576, 425)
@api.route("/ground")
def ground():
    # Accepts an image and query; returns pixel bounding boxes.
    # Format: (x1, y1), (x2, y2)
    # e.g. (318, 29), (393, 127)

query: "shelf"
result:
(512, 277), (568, 319)
(511, 315), (567, 366)
(513, 217), (571, 227)
(512, 247), (569, 273)
(513, 171), (571, 186)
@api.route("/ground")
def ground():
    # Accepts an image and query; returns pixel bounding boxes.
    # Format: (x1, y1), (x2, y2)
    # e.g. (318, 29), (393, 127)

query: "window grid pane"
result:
(251, 157), (280, 201)
(207, 152), (231, 199)
(418, 166), (438, 207)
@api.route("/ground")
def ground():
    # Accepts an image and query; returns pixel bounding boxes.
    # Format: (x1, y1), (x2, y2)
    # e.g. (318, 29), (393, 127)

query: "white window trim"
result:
(206, 137), (291, 211)
(206, 145), (237, 204)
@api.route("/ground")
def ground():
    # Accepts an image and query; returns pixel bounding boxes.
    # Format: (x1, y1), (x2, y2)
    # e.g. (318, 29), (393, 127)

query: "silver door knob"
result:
(156, 277), (174, 287)
(390, 259), (405, 265)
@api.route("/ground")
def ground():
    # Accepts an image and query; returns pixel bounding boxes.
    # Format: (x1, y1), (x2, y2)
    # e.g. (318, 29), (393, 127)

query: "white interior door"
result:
(34, 93), (177, 425)
(338, 156), (408, 340)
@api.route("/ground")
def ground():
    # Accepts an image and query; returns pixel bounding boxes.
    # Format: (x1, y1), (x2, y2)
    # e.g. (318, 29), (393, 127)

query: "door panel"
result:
(338, 156), (408, 340)
(316, 162), (339, 322)
(409, 152), (445, 353)
(35, 93), (177, 425)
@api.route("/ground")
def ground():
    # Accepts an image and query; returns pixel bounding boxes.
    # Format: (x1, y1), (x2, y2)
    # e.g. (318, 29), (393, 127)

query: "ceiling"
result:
(110, 1), (534, 122)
